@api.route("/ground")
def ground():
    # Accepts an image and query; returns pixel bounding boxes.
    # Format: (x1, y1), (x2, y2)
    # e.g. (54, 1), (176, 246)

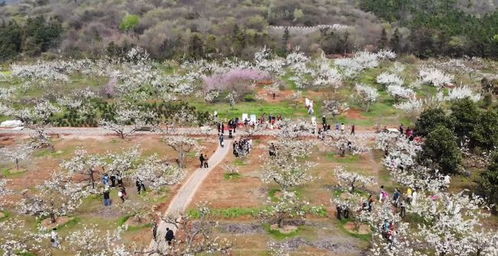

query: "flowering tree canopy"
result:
(61, 148), (102, 189)
(19, 171), (88, 223)
(164, 136), (202, 168)
(355, 83), (379, 112)
(259, 191), (322, 229)
(334, 166), (376, 192)
(133, 154), (186, 190)
(261, 140), (316, 190)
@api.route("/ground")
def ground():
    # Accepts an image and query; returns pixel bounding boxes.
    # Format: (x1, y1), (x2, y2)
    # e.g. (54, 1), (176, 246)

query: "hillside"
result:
(2, 0), (498, 61)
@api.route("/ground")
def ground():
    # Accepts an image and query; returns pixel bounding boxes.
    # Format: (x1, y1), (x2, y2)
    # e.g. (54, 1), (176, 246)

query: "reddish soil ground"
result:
(190, 140), (267, 210)
(344, 109), (367, 120)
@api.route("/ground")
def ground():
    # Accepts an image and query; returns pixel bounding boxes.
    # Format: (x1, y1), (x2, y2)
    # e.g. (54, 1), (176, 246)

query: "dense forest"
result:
(2, 0), (498, 61)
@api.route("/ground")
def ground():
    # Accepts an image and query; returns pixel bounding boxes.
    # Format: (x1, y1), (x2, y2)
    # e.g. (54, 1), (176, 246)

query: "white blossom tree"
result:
(0, 178), (10, 211)
(19, 171), (88, 223)
(386, 85), (415, 102)
(377, 72), (403, 87)
(419, 67), (454, 88)
(0, 219), (50, 256)
(99, 104), (157, 139)
(334, 166), (376, 192)
(103, 147), (141, 178)
(323, 131), (370, 156)
(133, 154), (186, 190)
(163, 136), (201, 168)
(0, 143), (33, 170)
(321, 99), (349, 120)
(445, 86), (482, 102)
(65, 224), (131, 255)
(61, 148), (102, 189)
(355, 83), (379, 112)
(261, 140), (316, 191)
(259, 191), (322, 229)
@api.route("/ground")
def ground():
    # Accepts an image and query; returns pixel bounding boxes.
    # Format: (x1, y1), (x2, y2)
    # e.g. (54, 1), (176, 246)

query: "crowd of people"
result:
(101, 172), (129, 207)
(336, 185), (418, 246)
(233, 138), (253, 157)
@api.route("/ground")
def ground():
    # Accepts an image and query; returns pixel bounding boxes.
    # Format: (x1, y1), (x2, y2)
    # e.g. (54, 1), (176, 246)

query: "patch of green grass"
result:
(126, 223), (153, 232)
(333, 188), (369, 198)
(233, 158), (247, 166)
(188, 207), (260, 219)
(224, 172), (241, 180)
(338, 219), (372, 242)
(263, 223), (301, 240)
(2, 168), (27, 177)
(280, 72), (298, 90)
(33, 148), (59, 158)
(404, 213), (431, 226)
(117, 214), (133, 226)
(269, 187), (304, 202)
(55, 217), (80, 230)
(268, 188), (280, 202)
(18, 252), (36, 256)
(326, 152), (361, 163)
(0, 210), (11, 221)
(190, 100), (307, 119)
(313, 206), (328, 217)
(0, 115), (9, 123)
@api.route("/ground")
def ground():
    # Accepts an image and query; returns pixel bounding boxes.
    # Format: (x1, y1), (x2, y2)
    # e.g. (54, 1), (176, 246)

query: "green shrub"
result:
(120, 15), (140, 31)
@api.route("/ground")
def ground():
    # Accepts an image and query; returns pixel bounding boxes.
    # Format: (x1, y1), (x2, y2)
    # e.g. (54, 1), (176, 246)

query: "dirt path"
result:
(0, 126), (380, 139)
(149, 137), (232, 253)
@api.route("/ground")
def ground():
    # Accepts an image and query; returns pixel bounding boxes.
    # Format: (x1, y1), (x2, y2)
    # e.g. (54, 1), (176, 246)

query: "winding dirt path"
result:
(149, 137), (232, 253)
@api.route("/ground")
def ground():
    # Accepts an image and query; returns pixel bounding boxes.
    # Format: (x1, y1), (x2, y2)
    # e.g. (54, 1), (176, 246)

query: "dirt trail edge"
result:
(148, 138), (232, 254)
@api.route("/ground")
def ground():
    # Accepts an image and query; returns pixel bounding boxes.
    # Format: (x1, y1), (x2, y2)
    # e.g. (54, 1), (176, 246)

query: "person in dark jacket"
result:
(103, 189), (111, 206)
(165, 227), (175, 245)
(199, 154), (205, 168)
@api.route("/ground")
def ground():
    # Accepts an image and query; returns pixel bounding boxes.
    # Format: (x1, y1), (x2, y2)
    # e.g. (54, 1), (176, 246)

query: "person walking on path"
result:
(219, 134), (224, 147)
(351, 124), (355, 135)
(136, 178), (141, 194)
(116, 173), (123, 187)
(102, 173), (110, 186)
(103, 188), (111, 206)
(50, 228), (60, 248)
(136, 178), (145, 194)
(203, 154), (209, 168)
(110, 174), (116, 187)
(165, 227), (175, 246)
(199, 154), (205, 168)
(379, 185), (388, 203)
(118, 186), (127, 203)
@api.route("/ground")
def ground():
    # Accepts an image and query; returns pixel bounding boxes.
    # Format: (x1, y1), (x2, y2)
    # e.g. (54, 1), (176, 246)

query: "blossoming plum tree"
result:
(355, 83), (379, 112)
(19, 171), (88, 224)
(260, 139), (316, 191)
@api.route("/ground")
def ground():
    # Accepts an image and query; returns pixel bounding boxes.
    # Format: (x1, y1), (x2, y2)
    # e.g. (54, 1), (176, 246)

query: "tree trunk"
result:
(90, 169), (95, 189)
(50, 212), (56, 224)
(366, 101), (371, 112)
(179, 151), (186, 168)
(278, 217), (284, 229)
(15, 158), (19, 170)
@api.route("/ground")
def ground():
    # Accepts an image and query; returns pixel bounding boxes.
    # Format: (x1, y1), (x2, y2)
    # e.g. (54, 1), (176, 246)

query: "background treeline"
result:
(2, 0), (498, 61)
(361, 0), (498, 58)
